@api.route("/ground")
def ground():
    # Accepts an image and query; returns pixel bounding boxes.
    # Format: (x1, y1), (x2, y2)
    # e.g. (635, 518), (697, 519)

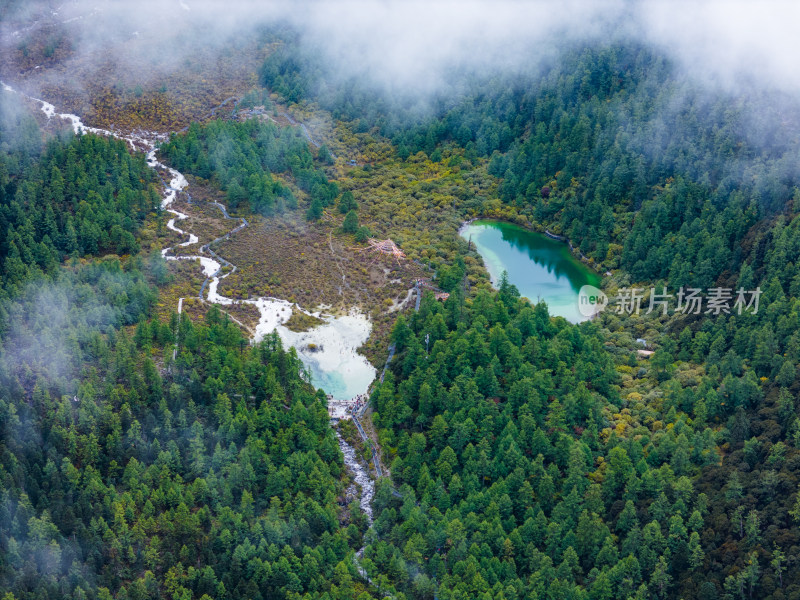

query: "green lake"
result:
(460, 220), (601, 323)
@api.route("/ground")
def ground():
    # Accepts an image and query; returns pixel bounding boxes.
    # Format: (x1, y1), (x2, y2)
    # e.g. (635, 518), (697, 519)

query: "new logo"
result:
(578, 285), (608, 318)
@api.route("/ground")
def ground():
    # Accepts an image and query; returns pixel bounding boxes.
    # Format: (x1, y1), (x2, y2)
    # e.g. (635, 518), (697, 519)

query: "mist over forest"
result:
(2, 2), (800, 600)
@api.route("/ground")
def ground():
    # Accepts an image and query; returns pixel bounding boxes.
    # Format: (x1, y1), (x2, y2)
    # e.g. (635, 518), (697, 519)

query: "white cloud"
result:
(636, 0), (800, 92)
(5, 1), (800, 103)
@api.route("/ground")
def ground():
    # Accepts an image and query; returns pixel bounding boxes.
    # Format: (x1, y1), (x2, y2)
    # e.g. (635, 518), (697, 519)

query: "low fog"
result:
(2, 0), (800, 99)
(2, 0), (799, 203)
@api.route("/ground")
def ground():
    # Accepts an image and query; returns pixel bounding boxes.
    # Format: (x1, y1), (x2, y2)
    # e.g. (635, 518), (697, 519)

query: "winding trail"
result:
(3, 83), (370, 365)
(3, 79), (385, 589)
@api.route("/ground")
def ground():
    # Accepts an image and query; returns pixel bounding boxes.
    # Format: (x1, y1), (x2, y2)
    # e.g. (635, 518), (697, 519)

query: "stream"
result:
(336, 431), (379, 588)
(337, 432), (374, 524)
(2, 80), (379, 580)
(2, 81), (375, 396)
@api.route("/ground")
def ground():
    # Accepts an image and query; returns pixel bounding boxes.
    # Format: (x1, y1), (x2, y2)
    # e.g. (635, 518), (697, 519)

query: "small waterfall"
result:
(3, 76), (385, 595)
(336, 432), (374, 523)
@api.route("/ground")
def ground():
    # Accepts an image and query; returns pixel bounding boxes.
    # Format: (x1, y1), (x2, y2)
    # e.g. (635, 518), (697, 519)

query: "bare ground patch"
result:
(215, 210), (424, 363)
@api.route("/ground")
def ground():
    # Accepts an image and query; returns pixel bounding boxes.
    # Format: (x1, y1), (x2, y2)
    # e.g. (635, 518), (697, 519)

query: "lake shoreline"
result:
(460, 219), (601, 323)
(459, 216), (610, 276)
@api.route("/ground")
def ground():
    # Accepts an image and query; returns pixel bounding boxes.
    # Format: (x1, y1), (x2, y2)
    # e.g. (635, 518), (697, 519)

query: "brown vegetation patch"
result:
(284, 307), (325, 332)
(1, 16), (274, 134)
(215, 210), (425, 362)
